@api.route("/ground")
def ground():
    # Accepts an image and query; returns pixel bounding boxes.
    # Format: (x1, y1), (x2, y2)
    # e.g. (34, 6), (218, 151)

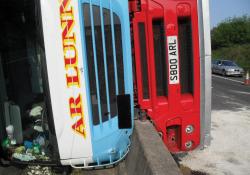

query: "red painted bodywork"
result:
(129, 0), (200, 152)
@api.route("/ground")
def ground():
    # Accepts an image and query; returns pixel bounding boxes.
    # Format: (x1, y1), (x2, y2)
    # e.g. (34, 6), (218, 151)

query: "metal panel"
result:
(198, 0), (211, 148)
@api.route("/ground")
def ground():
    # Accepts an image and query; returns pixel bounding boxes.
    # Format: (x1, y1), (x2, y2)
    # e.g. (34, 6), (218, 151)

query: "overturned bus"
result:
(0, 0), (133, 168)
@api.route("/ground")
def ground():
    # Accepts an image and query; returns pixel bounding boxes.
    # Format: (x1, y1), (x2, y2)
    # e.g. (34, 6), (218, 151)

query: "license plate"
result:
(167, 36), (179, 84)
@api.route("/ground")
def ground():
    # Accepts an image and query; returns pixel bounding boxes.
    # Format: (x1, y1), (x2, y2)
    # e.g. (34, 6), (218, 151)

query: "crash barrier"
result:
(129, 0), (202, 153)
(124, 120), (182, 175)
(72, 120), (183, 175)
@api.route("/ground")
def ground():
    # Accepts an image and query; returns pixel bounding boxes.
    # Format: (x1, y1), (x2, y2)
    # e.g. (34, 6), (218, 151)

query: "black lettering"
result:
(170, 51), (176, 56)
(170, 70), (177, 75)
(170, 76), (177, 81)
(170, 59), (177, 64)
(170, 65), (177, 70)
(169, 39), (176, 45)
(169, 45), (176, 51)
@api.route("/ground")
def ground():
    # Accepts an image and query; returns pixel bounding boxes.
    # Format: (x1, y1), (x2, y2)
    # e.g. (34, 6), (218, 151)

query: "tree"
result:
(211, 16), (250, 50)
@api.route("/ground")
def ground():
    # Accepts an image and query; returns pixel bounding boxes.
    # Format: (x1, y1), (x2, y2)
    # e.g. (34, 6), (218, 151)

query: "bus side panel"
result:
(40, 0), (93, 164)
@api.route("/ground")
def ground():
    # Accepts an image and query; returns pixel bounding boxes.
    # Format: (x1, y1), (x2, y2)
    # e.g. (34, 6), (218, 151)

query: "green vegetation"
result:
(211, 16), (250, 70)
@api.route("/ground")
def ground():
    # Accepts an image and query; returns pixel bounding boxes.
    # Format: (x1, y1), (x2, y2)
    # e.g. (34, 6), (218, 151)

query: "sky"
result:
(210, 0), (250, 28)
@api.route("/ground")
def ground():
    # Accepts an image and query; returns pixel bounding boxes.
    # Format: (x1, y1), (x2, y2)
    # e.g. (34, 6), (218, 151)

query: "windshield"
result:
(222, 61), (237, 66)
(212, 60), (218, 64)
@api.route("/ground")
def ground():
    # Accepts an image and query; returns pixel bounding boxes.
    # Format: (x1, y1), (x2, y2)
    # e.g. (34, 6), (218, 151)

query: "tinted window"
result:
(114, 14), (125, 95)
(92, 6), (110, 123)
(103, 8), (117, 118)
(83, 4), (125, 125)
(222, 61), (237, 66)
(83, 4), (100, 125)
(212, 60), (218, 64)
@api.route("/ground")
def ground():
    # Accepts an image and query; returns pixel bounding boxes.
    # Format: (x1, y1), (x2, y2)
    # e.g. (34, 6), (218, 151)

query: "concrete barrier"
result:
(73, 120), (183, 175)
(124, 120), (182, 175)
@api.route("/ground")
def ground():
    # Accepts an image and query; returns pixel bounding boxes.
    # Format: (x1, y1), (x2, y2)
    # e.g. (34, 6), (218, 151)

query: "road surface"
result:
(212, 74), (250, 110)
(181, 74), (250, 175)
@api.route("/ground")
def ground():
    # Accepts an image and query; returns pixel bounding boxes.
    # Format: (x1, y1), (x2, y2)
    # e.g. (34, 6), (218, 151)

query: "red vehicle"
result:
(129, 0), (210, 153)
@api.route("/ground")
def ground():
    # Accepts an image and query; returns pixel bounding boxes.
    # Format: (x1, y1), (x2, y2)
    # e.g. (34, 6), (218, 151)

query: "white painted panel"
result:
(40, 0), (93, 163)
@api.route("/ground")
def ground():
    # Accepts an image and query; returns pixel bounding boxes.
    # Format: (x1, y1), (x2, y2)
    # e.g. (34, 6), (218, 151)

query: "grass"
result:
(212, 44), (250, 71)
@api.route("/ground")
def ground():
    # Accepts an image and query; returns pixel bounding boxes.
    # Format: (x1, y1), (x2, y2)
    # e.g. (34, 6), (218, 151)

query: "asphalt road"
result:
(212, 74), (250, 111)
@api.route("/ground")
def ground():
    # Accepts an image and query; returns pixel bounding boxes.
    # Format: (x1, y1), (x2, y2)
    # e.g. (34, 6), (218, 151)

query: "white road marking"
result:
(212, 75), (244, 84)
(229, 90), (250, 95)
